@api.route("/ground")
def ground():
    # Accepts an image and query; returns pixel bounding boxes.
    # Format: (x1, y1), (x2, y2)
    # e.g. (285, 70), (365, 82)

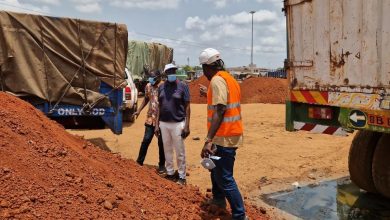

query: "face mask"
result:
(167, 75), (177, 82)
(148, 77), (156, 85)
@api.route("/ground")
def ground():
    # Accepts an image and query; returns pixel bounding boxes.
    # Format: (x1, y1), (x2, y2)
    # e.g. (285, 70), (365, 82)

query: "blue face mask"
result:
(167, 75), (177, 82)
(148, 77), (156, 85)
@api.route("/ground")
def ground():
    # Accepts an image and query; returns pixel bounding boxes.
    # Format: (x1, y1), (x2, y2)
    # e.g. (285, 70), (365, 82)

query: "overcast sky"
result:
(0, 0), (286, 68)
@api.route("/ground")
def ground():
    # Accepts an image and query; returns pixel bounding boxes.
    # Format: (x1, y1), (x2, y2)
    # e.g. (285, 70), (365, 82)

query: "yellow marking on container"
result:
(292, 91), (306, 103)
(309, 91), (327, 104)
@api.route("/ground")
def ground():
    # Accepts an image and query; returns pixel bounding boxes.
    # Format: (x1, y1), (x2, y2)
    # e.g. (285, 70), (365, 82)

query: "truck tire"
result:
(372, 133), (390, 198)
(348, 130), (382, 193)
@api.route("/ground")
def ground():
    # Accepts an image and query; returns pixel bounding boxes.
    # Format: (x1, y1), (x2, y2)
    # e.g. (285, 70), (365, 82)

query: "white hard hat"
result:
(164, 63), (177, 72)
(199, 48), (221, 65)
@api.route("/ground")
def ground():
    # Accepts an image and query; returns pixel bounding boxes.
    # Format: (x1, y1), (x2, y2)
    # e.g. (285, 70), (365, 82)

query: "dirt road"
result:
(69, 103), (354, 214)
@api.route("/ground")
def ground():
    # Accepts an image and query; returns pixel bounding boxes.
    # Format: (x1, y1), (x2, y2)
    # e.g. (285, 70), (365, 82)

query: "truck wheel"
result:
(372, 133), (390, 198)
(348, 130), (382, 193)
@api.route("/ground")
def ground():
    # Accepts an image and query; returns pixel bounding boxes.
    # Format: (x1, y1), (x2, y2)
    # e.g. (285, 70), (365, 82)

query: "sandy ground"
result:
(68, 102), (355, 218)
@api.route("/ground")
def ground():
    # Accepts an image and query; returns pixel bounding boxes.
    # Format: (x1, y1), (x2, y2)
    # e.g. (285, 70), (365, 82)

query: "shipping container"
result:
(284, 0), (390, 198)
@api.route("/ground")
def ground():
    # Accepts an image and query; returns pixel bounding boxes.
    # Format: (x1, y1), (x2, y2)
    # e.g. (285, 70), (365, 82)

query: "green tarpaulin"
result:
(127, 40), (173, 79)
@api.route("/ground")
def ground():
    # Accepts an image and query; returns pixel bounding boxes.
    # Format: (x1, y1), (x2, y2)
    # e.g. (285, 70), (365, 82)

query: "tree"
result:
(183, 65), (193, 72)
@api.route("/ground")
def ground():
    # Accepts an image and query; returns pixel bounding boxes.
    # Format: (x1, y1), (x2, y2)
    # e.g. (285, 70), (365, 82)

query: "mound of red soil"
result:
(0, 92), (267, 219)
(188, 76), (288, 104)
(188, 76), (210, 104)
(240, 77), (288, 104)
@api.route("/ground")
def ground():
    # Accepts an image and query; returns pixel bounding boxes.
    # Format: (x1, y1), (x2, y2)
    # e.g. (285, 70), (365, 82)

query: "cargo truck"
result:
(284, 0), (390, 198)
(0, 11), (128, 134)
(126, 40), (173, 94)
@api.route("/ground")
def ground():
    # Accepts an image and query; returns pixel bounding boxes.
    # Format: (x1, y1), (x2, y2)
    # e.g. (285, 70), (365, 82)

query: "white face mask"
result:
(167, 75), (177, 82)
(148, 77), (156, 85)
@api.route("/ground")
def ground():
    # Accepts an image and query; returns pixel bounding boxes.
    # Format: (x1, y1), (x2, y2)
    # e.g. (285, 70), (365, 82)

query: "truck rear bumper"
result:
(287, 90), (390, 135)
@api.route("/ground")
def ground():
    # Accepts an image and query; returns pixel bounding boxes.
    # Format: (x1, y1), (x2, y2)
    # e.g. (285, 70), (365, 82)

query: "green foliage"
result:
(183, 65), (193, 72)
(193, 66), (202, 71)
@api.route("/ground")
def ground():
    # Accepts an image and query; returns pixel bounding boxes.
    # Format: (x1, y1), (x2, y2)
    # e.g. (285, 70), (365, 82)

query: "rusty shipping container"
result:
(285, 0), (390, 199)
(285, 0), (390, 94)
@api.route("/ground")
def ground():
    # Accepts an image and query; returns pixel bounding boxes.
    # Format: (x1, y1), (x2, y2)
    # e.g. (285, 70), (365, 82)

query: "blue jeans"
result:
(211, 145), (246, 220)
(136, 124), (165, 167)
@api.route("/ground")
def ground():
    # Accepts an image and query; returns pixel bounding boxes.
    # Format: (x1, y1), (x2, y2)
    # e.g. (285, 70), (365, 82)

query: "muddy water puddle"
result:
(262, 177), (390, 220)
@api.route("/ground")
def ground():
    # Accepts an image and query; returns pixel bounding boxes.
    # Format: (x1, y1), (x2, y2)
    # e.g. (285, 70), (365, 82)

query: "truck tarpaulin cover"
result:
(127, 40), (173, 80)
(0, 11), (128, 107)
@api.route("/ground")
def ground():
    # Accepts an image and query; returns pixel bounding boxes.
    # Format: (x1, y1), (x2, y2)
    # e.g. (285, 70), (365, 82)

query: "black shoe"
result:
(176, 178), (186, 185)
(233, 216), (249, 220)
(157, 165), (167, 174)
(205, 198), (227, 209)
(164, 174), (177, 182)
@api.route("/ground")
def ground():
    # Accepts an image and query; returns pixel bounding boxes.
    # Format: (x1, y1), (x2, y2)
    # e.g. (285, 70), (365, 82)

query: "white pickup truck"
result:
(122, 68), (138, 122)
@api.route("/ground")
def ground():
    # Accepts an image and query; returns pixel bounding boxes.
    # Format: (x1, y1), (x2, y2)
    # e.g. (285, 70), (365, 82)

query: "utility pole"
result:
(187, 57), (190, 66)
(250, 11), (256, 73)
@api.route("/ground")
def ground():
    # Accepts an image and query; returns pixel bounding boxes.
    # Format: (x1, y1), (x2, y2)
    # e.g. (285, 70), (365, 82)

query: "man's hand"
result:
(201, 142), (216, 158)
(154, 126), (160, 137)
(132, 111), (140, 119)
(199, 84), (207, 97)
(181, 126), (190, 139)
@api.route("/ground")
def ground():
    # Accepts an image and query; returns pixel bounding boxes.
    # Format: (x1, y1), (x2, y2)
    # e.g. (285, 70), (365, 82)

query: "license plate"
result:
(367, 114), (390, 128)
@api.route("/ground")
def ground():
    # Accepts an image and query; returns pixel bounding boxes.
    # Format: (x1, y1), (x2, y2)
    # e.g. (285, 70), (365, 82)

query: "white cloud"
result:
(256, 0), (283, 7)
(206, 15), (225, 26)
(70, 0), (101, 13)
(186, 10), (279, 30)
(203, 0), (242, 9)
(260, 37), (280, 46)
(182, 9), (286, 59)
(74, 2), (101, 13)
(110, 0), (181, 10)
(200, 31), (221, 42)
(185, 16), (205, 30)
(231, 10), (278, 24)
(252, 45), (285, 53)
(32, 0), (60, 5)
(0, 0), (50, 14)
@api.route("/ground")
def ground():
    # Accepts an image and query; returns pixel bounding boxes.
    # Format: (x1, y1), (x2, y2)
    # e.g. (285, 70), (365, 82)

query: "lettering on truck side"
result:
(368, 114), (390, 128)
(57, 108), (105, 116)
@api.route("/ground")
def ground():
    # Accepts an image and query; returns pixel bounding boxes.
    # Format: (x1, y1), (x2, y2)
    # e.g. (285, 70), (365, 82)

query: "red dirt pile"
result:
(240, 77), (288, 104)
(188, 75), (288, 104)
(188, 76), (210, 104)
(0, 92), (267, 219)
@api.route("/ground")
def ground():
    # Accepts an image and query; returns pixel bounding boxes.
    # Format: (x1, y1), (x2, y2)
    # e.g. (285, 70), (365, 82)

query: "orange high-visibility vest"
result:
(207, 71), (243, 137)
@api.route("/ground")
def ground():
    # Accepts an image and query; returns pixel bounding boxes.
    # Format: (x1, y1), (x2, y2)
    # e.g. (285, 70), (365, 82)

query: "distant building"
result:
(227, 65), (270, 78)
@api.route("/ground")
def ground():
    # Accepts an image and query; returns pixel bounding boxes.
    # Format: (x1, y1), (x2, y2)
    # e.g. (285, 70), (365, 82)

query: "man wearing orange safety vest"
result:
(199, 48), (248, 220)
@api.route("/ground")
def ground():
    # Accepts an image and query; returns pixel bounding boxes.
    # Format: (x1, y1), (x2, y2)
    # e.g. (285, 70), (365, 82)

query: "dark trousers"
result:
(211, 145), (246, 220)
(136, 124), (165, 167)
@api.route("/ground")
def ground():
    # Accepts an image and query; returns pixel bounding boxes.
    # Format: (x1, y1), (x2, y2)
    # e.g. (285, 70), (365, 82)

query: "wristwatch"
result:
(204, 137), (213, 143)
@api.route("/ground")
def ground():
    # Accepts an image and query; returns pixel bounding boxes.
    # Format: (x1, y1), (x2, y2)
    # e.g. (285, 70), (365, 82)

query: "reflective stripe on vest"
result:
(207, 115), (241, 123)
(207, 102), (241, 110)
(207, 71), (243, 137)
